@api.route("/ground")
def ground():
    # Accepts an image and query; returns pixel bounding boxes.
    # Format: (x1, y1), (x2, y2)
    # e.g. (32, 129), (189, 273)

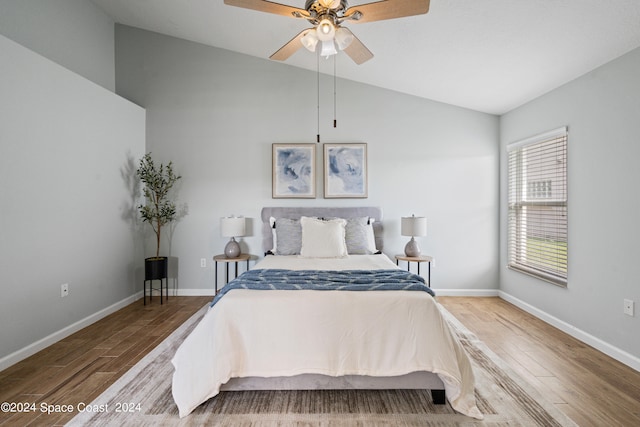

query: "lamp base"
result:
(404, 237), (421, 257)
(224, 237), (241, 258)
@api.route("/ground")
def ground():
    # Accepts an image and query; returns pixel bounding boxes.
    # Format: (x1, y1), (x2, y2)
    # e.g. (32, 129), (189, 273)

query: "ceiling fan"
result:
(224, 0), (431, 64)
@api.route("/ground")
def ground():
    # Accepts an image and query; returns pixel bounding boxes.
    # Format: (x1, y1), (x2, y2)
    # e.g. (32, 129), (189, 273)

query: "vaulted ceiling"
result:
(91, 0), (640, 115)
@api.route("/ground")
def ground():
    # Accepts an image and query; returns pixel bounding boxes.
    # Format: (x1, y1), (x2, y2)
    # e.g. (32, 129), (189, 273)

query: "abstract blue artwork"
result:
(272, 144), (316, 198)
(324, 143), (368, 198)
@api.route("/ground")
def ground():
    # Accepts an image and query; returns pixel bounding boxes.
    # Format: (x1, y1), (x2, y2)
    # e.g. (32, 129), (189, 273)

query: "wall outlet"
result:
(61, 283), (69, 298)
(200, 258), (207, 268)
(624, 299), (634, 316)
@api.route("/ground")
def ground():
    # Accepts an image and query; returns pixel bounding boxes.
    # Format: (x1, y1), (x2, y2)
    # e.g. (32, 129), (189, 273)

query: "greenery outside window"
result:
(507, 127), (568, 286)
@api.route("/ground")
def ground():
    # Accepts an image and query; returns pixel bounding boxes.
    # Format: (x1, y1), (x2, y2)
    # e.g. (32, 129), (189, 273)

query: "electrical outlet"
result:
(61, 283), (69, 298)
(200, 258), (207, 268)
(624, 299), (634, 317)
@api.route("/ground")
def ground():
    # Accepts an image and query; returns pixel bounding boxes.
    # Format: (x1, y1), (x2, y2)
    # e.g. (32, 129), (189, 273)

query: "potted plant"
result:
(136, 152), (182, 289)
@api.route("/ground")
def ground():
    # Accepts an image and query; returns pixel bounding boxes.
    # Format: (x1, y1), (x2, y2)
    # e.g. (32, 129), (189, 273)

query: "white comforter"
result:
(171, 255), (482, 419)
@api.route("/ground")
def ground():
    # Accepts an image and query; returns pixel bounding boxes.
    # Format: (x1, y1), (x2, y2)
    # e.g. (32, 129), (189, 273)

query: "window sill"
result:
(507, 264), (567, 288)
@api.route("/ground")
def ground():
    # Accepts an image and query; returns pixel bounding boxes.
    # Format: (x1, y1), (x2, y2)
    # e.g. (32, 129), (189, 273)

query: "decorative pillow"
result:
(300, 216), (348, 258)
(345, 217), (377, 254)
(274, 218), (302, 255)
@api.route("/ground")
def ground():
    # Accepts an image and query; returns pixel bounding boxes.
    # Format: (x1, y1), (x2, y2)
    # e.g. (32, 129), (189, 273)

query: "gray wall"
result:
(0, 0), (115, 91)
(114, 25), (500, 294)
(500, 47), (640, 362)
(1, 0), (637, 372)
(0, 33), (144, 366)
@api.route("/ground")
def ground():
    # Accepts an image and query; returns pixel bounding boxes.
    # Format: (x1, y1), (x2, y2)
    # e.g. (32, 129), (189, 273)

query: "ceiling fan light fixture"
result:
(334, 27), (354, 50)
(320, 40), (337, 57)
(316, 18), (336, 41)
(301, 30), (319, 52)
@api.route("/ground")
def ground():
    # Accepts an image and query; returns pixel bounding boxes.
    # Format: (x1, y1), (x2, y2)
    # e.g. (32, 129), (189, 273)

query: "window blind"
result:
(507, 127), (568, 286)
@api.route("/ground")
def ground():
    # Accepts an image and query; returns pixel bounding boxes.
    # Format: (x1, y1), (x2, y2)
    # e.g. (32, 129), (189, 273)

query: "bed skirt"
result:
(221, 371), (445, 391)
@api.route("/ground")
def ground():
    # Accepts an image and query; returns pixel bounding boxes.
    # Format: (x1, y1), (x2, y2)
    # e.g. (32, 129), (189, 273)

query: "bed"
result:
(171, 207), (482, 420)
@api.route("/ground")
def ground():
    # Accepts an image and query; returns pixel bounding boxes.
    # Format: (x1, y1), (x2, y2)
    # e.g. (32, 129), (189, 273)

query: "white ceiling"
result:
(90, 0), (640, 115)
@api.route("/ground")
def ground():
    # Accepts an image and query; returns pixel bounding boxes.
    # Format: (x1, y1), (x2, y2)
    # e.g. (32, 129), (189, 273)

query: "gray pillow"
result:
(345, 217), (377, 254)
(274, 218), (302, 255)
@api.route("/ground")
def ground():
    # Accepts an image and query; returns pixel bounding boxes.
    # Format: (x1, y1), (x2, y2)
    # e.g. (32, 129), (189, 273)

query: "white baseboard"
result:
(499, 291), (640, 372)
(0, 292), (143, 372)
(433, 288), (499, 297)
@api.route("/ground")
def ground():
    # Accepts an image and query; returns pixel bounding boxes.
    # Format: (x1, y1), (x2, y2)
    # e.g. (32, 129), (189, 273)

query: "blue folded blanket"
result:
(211, 269), (434, 307)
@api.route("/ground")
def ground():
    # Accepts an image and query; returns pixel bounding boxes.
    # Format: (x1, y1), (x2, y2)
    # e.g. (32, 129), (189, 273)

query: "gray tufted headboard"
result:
(261, 207), (384, 255)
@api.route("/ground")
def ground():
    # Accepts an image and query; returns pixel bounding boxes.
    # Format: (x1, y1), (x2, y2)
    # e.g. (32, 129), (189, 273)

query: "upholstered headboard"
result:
(261, 207), (383, 254)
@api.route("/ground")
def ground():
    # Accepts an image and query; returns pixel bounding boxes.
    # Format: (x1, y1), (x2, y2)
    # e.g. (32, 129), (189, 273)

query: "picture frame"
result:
(272, 143), (316, 198)
(324, 143), (368, 198)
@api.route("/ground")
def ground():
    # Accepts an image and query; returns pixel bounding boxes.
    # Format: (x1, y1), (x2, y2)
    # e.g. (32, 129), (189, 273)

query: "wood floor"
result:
(0, 296), (638, 426)
(0, 296), (212, 426)
(438, 297), (640, 427)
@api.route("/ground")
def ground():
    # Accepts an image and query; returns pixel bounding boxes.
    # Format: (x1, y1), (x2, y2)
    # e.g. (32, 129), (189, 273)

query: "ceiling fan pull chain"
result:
(333, 54), (337, 128)
(317, 49), (321, 143)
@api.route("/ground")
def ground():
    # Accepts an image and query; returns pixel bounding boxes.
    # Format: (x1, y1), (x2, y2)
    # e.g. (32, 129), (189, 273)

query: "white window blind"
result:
(507, 127), (568, 286)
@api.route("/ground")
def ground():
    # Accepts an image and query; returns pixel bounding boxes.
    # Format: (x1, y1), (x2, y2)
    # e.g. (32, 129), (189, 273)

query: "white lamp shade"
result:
(320, 40), (338, 57)
(334, 27), (354, 51)
(316, 18), (336, 41)
(221, 217), (246, 238)
(301, 30), (319, 52)
(401, 216), (427, 237)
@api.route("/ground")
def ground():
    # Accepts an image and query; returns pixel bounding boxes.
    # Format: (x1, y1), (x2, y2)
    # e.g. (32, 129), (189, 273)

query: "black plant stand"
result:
(144, 257), (168, 305)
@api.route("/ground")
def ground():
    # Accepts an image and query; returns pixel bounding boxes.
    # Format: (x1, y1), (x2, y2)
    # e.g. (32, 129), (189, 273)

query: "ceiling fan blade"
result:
(342, 31), (374, 65)
(269, 29), (312, 61)
(348, 0), (430, 23)
(224, 0), (305, 18)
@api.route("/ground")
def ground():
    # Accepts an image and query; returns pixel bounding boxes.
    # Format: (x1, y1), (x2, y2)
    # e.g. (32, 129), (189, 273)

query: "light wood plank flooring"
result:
(0, 296), (211, 426)
(0, 296), (638, 426)
(439, 297), (640, 427)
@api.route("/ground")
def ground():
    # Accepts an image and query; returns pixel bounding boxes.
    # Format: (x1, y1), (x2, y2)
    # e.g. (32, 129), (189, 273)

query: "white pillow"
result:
(300, 216), (348, 258)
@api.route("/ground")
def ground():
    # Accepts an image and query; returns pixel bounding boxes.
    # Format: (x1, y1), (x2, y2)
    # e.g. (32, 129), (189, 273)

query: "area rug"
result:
(67, 303), (578, 426)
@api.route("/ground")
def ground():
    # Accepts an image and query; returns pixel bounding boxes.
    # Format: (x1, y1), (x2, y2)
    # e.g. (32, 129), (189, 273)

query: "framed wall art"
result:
(324, 143), (368, 198)
(272, 143), (316, 198)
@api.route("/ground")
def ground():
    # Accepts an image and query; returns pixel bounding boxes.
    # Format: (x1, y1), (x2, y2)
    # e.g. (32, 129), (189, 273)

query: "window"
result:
(527, 180), (552, 199)
(507, 127), (568, 286)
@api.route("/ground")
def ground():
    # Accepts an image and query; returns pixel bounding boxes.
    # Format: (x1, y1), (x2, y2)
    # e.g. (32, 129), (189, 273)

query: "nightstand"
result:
(213, 254), (256, 294)
(395, 254), (433, 287)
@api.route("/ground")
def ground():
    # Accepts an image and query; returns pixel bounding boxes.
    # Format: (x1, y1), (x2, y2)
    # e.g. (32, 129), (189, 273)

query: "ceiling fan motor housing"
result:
(304, 0), (348, 23)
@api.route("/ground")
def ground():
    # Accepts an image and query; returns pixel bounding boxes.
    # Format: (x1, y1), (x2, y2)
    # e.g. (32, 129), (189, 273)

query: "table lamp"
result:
(401, 215), (427, 257)
(221, 216), (246, 258)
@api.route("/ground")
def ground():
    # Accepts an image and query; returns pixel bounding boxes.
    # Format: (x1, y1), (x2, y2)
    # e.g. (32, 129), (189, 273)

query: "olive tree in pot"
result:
(136, 153), (181, 297)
